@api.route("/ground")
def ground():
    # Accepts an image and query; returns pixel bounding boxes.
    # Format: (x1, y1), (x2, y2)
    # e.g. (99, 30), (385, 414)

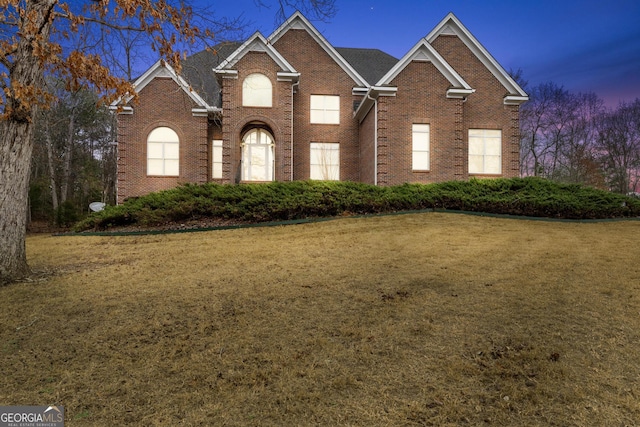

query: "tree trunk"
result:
(44, 121), (60, 212)
(61, 113), (75, 205)
(0, 0), (56, 284)
(0, 119), (35, 283)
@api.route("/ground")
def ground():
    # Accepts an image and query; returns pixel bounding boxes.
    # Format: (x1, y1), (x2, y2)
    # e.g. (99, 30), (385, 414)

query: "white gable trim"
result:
(426, 13), (528, 103)
(109, 60), (216, 114)
(377, 39), (473, 94)
(268, 11), (369, 87)
(214, 31), (298, 76)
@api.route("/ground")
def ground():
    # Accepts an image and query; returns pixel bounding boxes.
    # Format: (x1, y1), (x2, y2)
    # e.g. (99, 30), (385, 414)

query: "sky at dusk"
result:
(205, 0), (640, 107)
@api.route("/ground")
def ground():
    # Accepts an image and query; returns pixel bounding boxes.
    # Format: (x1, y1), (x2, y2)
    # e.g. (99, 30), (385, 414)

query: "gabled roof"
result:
(426, 12), (528, 104)
(214, 31), (299, 81)
(376, 38), (474, 99)
(268, 11), (369, 87)
(336, 48), (398, 86)
(110, 59), (216, 114)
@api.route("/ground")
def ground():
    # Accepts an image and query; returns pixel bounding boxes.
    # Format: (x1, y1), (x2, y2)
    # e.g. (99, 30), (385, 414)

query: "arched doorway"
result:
(241, 127), (274, 181)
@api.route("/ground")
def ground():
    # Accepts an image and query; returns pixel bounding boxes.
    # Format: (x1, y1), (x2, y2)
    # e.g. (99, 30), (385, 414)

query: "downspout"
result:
(366, 90), (378, 185)
(291, 81), (299, 181)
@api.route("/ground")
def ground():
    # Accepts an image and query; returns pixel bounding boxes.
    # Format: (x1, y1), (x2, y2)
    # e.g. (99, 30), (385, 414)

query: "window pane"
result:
(412, 152), (429, 170)
(164, 142), (179, 159)
(468, 139), (483, 155)
(164, 159), (179, 176)
(324, 96), (340, 110)
(148, 127), (179, 143)
(469, 155), (483, 174)
(310, 110), (324, 123)
(485, 139), (501, 155)
(148, 159), (164, 175)
(485, 155), (501, 174)
(325, 110), (340, 124)
(147, 142), (164, 159)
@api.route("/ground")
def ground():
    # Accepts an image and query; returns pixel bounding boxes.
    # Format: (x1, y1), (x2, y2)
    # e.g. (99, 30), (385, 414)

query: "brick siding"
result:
(116, 19), (522, 201)
(116, 78), (208, 203)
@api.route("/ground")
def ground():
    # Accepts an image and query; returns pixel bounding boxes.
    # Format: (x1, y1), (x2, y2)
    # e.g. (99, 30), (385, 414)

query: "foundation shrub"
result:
(74, 178), (640, 231)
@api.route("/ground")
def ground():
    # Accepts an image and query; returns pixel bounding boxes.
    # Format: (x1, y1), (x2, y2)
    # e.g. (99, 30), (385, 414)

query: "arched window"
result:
(242, 128), (274, 181)
(147, 127), (179, 176)
(242, 73), (272, 107)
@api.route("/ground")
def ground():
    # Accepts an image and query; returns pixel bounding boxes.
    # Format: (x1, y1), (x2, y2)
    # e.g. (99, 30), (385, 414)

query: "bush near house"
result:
(74, 177), (640, 232)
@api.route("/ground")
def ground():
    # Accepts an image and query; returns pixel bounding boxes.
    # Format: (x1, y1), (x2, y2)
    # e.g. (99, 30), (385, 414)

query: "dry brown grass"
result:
(2, 212), (640, 426)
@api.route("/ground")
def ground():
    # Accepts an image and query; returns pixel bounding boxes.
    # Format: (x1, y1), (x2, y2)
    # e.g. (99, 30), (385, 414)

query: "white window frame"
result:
(469, 129), (502, 175)
(242, 73), (272, 107)
(212, 139), (223, 179)
(147, 127), (179, 176)
(310, 95), (340, 124)
(242, 128), (274, 182)
(412, 124), (430, 171)
(310, 142), (340, 180)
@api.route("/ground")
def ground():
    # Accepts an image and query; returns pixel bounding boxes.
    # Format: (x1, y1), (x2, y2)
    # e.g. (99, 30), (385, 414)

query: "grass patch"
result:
(74, 178), (640, 232)
(3, 212), (640, 425)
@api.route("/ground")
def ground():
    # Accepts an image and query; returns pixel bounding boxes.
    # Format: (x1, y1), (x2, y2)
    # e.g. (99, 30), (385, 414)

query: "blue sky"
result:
(205, 0), (640, 106)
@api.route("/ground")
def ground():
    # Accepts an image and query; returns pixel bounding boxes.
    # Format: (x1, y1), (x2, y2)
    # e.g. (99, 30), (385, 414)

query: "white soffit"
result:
(268, 11), (369, 87)
(426, 12), (528, 99)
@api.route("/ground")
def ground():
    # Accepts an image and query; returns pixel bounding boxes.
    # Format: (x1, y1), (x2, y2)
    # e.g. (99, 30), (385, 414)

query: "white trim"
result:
(214, 32), (298, 75)
(110, 60), (212, 111)
(354, 86), (397, 123)
(277, 71), (301, 82)
(504, 95), (529, 105)
(268, 12), (369, 87)
(376, 39), (473, 91)
(426, 13), (528, 102)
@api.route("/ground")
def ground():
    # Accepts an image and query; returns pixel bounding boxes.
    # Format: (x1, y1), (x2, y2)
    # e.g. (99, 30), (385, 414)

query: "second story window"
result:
(310, 95), (340, 124)
(243, 73), (272, 107)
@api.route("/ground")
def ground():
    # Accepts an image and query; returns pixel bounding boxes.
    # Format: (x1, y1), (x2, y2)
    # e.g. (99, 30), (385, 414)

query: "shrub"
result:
(73, 178), (640, 231)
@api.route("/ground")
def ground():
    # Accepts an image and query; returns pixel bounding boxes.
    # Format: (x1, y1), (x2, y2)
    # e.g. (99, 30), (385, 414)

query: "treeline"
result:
(29, 82), (117, 226)
(520, 81), (640, 194)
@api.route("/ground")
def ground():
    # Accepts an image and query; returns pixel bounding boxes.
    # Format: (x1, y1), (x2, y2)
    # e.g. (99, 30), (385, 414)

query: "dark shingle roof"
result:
(181, 42), (241, 107)
(335, 47), (398, 85)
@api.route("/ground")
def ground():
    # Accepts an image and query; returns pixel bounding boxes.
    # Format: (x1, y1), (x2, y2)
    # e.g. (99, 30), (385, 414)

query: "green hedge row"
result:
(74, 178), (640, 231)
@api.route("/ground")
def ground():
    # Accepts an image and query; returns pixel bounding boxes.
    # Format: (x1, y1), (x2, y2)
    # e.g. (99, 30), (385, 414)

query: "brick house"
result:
(112, 12), (528, 203)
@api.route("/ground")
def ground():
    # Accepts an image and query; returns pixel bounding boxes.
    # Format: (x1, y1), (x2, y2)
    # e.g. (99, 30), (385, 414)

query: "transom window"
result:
(242, 128), (274, 181)
(310, 142), (340, 180)
(147, 127), (179, 176)
(469, 129), (502, 174)
(243, 73), (272, 107)
(310, 95), (340, 124)
(412, 124), (430, 171)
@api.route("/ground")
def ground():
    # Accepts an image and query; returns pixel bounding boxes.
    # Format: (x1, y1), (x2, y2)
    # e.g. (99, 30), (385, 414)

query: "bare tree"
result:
(596, 99), (640, 194)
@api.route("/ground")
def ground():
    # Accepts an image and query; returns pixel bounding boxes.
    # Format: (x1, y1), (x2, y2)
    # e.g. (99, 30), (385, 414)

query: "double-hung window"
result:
(469, 129), (502, 174)
(412, 124), (430, 170)
(310, 142), (340, 180)
(310, 95), (340, 124)
(147, 127), (179, 176)
(212, 139), (223, 179)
